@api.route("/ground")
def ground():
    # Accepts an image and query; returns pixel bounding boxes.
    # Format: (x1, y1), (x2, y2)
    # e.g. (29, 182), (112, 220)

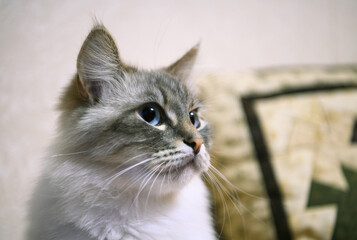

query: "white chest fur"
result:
(28, 172), (216, 240)
(85, 176), (215, 240)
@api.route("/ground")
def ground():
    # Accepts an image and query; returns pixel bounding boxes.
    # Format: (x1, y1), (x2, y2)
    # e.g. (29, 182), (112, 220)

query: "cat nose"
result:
(184, 138), (204, 154)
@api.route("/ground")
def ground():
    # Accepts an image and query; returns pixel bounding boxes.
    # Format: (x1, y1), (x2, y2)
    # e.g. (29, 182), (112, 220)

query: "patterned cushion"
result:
(198, 65), (357, 240)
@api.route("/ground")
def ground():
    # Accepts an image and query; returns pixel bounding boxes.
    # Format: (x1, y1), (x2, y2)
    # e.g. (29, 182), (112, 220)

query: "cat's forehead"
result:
(123, 71), (196, 110)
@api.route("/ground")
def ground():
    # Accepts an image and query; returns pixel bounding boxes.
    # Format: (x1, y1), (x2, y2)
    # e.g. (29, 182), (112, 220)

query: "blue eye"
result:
(189, 111), (200, 128)
(139, 105), (161, 126)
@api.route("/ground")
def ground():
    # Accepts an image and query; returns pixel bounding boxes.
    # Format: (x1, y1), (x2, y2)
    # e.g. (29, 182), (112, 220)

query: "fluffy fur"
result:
(27, 24), (215, 240)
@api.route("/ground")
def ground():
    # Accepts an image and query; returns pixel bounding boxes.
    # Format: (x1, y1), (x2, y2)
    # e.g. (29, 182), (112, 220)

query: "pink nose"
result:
(184, 138), (204, 154)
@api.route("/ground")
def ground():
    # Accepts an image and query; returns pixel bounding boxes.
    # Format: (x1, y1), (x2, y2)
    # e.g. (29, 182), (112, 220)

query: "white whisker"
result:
(104, 157), (155, 188)
(210, 165), (266, 200)
(50, 150), (89, 158)
(130, 163), (165, 214)
(144, 164), (165, 210)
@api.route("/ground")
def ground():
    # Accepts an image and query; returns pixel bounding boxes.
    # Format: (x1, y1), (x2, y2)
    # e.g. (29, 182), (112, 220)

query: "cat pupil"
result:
(139, 106), (161, 126)
(189, 111), (200, 128)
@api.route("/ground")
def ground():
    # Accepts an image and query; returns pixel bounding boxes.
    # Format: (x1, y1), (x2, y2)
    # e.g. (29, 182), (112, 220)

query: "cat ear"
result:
(165, 43), (199, 85)
(77, 25), (121, 102)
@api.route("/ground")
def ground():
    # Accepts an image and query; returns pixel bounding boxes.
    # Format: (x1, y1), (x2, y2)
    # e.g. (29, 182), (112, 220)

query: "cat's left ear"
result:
(164, 43), (199, 87)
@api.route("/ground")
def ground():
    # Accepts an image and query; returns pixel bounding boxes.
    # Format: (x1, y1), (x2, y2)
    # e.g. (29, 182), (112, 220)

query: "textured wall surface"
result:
(1, 1), (357, 239)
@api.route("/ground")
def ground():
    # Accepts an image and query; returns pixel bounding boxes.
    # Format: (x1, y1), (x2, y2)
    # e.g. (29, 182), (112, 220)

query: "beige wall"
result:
(1, 1), (357, 239)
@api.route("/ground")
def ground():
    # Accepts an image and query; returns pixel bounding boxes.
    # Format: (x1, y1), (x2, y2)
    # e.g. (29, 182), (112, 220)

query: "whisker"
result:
(209, 165), (266, 200)
(144, 164), (165, 210)
(206, 168), (247, 240)
(50, 150), (89, 158)
(203, 172), (231, 238)
(207, 166), (271, 239)
(130, 163), (164, 213)
(104, 157), (155, 188)
(159, 172), (167, 195)
(118, 166), (153, 194)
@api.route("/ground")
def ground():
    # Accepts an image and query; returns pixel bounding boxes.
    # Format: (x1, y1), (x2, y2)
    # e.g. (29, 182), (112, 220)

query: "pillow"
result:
(198, 65), (357, 240)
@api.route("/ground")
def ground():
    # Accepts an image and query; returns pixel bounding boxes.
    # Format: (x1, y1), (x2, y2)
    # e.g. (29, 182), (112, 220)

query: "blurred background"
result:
(1, 1), (357, 239)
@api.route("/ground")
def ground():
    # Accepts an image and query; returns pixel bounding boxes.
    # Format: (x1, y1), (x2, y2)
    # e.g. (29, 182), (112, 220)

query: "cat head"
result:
(56, 24), (211, 194)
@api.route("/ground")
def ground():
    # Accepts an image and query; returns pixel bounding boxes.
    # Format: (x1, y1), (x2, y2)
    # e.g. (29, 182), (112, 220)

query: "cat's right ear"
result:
(76, 25), (121, 102)
(164, 43), (199, 92)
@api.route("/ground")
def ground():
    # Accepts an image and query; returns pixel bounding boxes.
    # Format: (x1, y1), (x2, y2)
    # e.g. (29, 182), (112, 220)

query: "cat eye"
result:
(189, 111), (200, 128)
(138, 105), (162, 126)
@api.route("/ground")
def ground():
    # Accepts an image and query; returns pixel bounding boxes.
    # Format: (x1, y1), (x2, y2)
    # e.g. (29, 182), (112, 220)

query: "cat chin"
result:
(170, 161), (197, 184)
(176, 148), (210, 183)
(161, 158), (210, 194)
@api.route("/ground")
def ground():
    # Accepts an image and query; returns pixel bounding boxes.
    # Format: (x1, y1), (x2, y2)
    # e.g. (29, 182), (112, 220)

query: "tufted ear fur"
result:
(77, 25), (122, 102)
(165, 43), (199, 89)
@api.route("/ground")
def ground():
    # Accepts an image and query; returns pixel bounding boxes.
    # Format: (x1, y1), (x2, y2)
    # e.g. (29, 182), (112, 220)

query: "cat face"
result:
(57, 25), (211, 194)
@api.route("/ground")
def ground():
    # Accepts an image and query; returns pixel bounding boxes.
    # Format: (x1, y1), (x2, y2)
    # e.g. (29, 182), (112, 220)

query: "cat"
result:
(26, 24), (216, 240)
